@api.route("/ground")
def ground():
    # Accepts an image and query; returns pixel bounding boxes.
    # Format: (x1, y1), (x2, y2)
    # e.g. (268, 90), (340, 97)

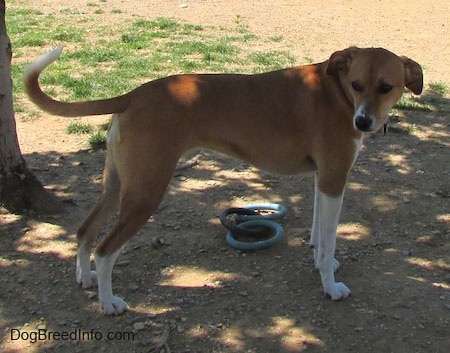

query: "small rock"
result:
(133, 322), (146, 331)
(130, 283), (140, 292)
(151, 236), (166, 248)
(238, 291), (248, 297)
(21, 227), (32, 234)
(402, 247), (412, 256)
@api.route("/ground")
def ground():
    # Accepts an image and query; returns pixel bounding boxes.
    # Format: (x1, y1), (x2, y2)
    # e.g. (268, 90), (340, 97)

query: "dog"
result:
(24, 46), (423, 315)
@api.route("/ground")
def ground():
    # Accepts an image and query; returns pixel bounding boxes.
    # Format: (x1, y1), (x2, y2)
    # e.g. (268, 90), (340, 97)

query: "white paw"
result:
(101, 295), (129, 315)
(325, 282), (351, 300)
(76, 269), (98, 289)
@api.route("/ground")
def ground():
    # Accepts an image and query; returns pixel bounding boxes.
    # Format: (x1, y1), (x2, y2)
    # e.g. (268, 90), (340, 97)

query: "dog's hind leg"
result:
(76, 157), (120, 289)
(93, 151), (180, 315)
(76, 115), (122, 289)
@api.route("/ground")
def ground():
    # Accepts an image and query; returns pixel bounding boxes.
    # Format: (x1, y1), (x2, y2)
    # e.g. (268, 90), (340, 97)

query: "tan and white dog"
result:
(24, 46), (423, 315)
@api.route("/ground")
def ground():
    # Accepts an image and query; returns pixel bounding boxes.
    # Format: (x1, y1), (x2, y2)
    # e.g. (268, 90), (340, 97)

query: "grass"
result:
(88, 130), (108, 150)
(66, 122), (94, 135)
(7, 4), (298, 149)
(8, 11), (296, 102)
(428, 81), (449, 96)
(394, 96), (432, 112)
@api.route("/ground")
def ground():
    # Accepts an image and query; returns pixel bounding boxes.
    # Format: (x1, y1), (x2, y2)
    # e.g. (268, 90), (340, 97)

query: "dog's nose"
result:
(355, 115), (373, 131)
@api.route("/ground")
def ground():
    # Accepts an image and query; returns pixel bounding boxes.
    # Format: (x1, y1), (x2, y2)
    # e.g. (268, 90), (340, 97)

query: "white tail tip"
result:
(24, 47), (64, 77)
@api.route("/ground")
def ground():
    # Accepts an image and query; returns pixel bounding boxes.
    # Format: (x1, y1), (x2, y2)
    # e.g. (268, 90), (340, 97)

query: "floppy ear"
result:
(400, 56), (423, 94)
(326, 47), (359, 75)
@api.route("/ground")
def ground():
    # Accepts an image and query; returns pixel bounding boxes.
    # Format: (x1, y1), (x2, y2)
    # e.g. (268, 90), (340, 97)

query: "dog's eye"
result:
(351, 81), (363, 92)
(379, 83), (393, 94)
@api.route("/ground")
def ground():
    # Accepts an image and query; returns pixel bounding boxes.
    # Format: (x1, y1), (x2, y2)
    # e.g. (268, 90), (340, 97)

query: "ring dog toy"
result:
(220, 203), (286, 250)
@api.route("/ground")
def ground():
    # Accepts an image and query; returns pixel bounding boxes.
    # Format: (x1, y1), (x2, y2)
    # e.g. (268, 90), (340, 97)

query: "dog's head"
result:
(326, 47), (423, 133)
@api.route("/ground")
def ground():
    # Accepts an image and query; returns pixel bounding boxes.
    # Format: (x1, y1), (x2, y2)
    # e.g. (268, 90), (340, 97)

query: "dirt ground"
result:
(1, 1), (449, 352)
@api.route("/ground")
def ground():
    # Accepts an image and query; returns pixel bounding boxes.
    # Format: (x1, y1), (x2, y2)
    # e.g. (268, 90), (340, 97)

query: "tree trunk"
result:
(0, 0), (62, 214)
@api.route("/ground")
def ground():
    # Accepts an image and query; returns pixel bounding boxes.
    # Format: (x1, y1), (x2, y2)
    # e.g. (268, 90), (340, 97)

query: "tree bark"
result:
(0, 0), (62, 214)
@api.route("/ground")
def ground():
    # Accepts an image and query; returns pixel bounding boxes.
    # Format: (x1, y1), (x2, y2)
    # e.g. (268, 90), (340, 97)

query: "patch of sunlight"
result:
(268, 316), (322, 351)
(218, 316), (322, 352)
(0, 257), (30, 267)
(220, 327), (245, 351)
(432, 282), (450, 290)
(406, 257), (449, 271)
(338, 222), (370, 241)
(188, 324), (210, 340)
(214, 168), (261, 181)
(158, 266), (239, 288)
(415, 123), (450, 145)
(406, 276), (427, 283)
(288, 194), (303, 203)
(437, 213), (450, 223)
(347, 182), (369, 191)
(386, 154), (412, 175)
(245, 180), (276, 191)
(1, 212), (22, 226)
(372, 195), (397, 212)
(2, 319), (53, 353)
(133, 305), (176, 317)
(170, 177), (227, 194)
(16, 222), (76, 258)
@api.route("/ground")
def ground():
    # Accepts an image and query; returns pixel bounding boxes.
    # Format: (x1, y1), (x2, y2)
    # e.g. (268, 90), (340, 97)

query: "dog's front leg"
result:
(95, 248), (129, 315)
(312, 177), (350, 300)
(310, 175), (341, 273)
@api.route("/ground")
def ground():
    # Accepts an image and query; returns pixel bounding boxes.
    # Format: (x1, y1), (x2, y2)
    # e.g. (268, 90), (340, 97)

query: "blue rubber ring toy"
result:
(226, 219), (284, 251)
(224, 203), (287, 251)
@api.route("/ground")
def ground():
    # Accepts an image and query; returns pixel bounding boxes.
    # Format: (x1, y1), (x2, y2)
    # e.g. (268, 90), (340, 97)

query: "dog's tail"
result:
(23, 47), (131, 117)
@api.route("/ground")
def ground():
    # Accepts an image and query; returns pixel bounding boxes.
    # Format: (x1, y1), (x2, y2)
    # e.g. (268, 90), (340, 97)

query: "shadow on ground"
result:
(0, 92), (449, 352)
